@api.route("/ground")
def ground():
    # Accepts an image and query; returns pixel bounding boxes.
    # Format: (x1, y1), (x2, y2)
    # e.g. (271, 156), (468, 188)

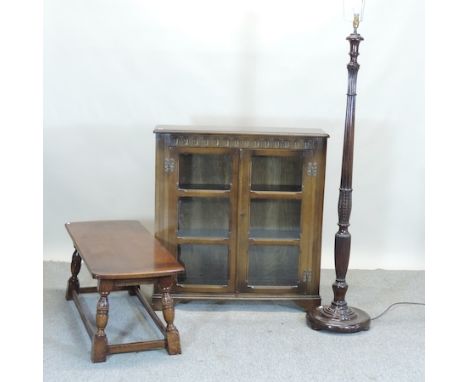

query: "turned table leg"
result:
(91, 290), (110, 363)
(65, 249), (81, 301)
(159, 276), (181, 355)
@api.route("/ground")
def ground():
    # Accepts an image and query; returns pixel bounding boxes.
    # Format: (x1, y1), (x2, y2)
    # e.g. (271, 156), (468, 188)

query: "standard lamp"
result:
(307, 0), (371, 333)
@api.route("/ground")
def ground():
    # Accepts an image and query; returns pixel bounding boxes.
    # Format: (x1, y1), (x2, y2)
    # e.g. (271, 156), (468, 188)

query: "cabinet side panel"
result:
(310, 139), (328, 295)
(299, 150), (314, 294)
(155, 133), (163, 238)
(155, 133), (173, 251)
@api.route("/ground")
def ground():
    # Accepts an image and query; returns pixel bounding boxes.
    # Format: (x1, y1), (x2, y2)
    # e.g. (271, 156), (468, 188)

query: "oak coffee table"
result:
(65, 220), (185, 362)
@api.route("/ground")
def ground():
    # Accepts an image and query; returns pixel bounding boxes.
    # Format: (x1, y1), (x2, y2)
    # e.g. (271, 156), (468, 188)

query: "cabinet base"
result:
(152, 293), (321, 312)
(306, 305), (371, 333)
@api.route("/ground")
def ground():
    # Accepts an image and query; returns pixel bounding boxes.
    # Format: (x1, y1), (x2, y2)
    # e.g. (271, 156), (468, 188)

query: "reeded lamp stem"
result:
(306, 28), (370, 333)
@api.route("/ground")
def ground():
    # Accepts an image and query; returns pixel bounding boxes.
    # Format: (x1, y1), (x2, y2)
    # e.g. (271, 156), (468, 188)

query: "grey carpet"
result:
(43, 261), (424, 382)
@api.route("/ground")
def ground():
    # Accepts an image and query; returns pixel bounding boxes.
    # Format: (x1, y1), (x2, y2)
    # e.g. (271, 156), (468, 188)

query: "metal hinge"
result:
(303, 270), (312, 283)
(164, 158), (176, 173)
(306, 162), (318, 177)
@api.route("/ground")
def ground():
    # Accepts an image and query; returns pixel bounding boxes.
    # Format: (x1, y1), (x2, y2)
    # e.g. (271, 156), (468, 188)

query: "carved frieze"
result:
(162, 133), (325, 151)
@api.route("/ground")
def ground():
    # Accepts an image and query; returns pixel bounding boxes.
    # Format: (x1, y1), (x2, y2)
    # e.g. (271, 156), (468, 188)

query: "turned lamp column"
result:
(306, 14), (370, 333)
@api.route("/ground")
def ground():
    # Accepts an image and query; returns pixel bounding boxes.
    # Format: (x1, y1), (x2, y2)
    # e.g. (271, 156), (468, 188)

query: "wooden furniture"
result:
(65, 220), (185, 362)
(153, 125), (329, 310)
(307, 25), (371, 332)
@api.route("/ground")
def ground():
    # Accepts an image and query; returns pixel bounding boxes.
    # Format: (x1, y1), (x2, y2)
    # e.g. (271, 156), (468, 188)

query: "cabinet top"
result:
(154, 125), (329, 138)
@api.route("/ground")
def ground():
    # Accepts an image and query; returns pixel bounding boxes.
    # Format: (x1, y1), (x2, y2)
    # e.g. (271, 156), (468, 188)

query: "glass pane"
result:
(247, 245), (299, 286)
(177, 244), (229, 285)
(179, 154), (231, 190)
(250, 200), (301, 239)
(178, 197), (230, 237)
(251, 156), (302, 192)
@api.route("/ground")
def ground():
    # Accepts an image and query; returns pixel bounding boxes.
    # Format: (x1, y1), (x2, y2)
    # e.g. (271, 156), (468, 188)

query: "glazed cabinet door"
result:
(169, 147), (239, 293)
(236, 149), (320, 295)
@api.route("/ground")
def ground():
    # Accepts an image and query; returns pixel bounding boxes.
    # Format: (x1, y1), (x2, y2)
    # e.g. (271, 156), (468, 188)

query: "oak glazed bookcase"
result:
(152, 125), (328, 310)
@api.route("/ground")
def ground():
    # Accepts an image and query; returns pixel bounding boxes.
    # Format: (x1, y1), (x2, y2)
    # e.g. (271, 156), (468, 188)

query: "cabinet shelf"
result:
(178, 183), (230, 191)
(251, 184), (302, 192)
(246, 284), (299, 290)
(156, 293), (320, 300)
(248, 237), (300, 246)
(176, 236), (229, 245)
(175, 283), (228, 289)
(249, 190), (302, 200)
(249, 228), (300, 240)
(177, 188), (230, 198)
(177, 229), (229, 239)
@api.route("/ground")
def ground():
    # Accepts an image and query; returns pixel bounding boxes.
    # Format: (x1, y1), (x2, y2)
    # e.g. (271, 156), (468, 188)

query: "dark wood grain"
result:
(65, 220), (184, 280)
(177, 189), (231, 198)
(65, 220), (184, 362)
(299, 149), (317, 295)
(249, 190), (302, 200)
(108, 340), (166, 354)
(154, 125), (328, 137)
(158, 276), (181, 355)
(306, 31), (370, 332)
(154, 128), (328, 309)
(65, 249), (81, 300)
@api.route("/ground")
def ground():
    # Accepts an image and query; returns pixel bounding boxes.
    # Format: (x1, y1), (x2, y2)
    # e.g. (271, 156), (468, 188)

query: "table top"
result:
(154, 125), (329, 138)
(65, 220), (184, 280)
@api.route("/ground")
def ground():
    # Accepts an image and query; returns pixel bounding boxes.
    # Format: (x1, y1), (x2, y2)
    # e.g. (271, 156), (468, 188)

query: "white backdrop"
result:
(44, 0), (424, 269)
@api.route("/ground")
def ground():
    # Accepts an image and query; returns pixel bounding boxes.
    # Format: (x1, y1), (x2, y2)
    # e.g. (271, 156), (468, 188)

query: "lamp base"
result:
(306, 305), (371, 333)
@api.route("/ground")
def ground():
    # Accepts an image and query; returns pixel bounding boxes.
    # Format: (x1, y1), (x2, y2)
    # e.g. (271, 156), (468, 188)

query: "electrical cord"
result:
(371, 302), (425, 320)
